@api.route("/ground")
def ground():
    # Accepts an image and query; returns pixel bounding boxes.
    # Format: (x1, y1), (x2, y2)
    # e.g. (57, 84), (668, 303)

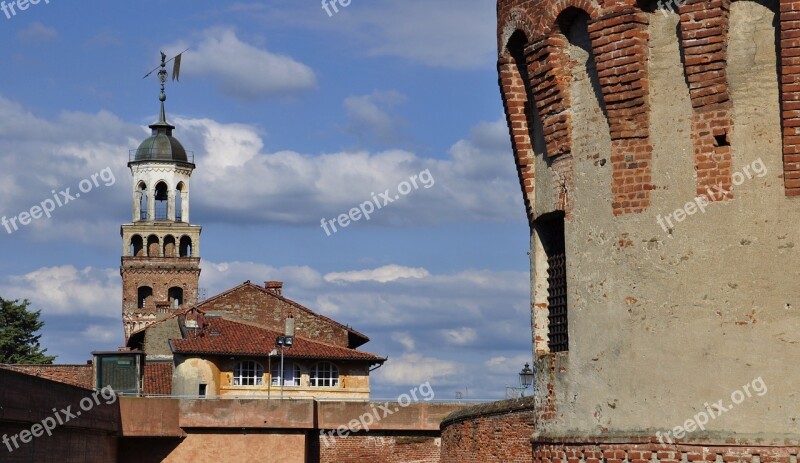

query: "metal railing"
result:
(129, 149), (195, 163)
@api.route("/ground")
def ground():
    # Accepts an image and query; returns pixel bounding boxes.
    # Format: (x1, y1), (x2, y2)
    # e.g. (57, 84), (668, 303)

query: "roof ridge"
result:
(171, 317), (385, 361)
(206, 317), (372, 352)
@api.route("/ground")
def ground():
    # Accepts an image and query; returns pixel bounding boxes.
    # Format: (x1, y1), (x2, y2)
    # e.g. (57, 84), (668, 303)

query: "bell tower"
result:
(120, 53), (201, 340)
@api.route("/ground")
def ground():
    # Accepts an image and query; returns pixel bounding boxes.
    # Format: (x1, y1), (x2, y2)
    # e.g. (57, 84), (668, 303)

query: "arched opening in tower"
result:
(168, 287), (184, 308)
(163, 235), (176, 258)
(559, 8), (607, 120)
(176, 182), (186, 222)
(137, 286), (153, 309)
(137, 182), (148, 221)
(130, 235), (144, 257)
(147, 235), (160, 257)
(179, 236), (192, 258)
(154, 181), (169, 221)
(507, 30), (546, 159)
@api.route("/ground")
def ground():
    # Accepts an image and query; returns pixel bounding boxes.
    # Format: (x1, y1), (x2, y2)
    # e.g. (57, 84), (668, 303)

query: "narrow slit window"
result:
(537, 212), (568, 352)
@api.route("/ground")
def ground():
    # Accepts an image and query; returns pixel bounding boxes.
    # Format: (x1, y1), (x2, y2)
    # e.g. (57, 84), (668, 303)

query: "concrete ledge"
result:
(440, 396), (535, 429)
(179, 398), (315, 429)
(318, 402), (466, 431)
(0, 368), (119, 433)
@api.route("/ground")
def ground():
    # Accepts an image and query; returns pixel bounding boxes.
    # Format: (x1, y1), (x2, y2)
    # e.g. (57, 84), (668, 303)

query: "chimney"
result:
(265, 281), (283, 296)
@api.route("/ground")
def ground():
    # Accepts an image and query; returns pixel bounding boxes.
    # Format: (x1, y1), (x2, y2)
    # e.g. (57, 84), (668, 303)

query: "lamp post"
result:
(275, 314), (295, 399)
(519, 363), (534, 397)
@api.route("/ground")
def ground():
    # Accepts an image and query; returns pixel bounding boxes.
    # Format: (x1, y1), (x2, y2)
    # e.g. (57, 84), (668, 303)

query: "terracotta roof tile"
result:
(0, 364), (93, 390)
(170, 317), (385, 362)
(143, 362), (173, 395)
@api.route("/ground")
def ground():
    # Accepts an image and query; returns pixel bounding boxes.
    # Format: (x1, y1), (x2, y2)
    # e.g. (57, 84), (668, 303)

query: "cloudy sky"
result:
(0, 0), (532, 400)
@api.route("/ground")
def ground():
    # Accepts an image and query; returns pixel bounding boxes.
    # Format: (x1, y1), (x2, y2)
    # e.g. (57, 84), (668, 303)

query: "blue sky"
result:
(0, 0), (532, 400)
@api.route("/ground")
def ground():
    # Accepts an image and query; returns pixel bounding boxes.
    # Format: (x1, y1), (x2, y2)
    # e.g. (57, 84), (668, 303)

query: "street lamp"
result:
(519, 363), (534, 396)
(275, 314), (295, 399)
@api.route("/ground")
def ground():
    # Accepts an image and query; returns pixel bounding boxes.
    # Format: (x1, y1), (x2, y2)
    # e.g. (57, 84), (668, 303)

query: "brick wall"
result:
(198, 282), (354, 347)
(440, 397), (535, 463)
(316, 432), (441, 463)
(533, 443), (800, 463)
(121, 256), (201, 339)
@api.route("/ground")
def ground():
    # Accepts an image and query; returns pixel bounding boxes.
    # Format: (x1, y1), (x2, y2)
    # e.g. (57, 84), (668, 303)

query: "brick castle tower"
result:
(120, 55), (201, 339)
(496, 0), (800, 460)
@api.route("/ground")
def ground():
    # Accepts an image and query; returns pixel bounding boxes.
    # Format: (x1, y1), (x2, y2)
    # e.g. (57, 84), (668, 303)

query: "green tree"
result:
(0, 297), (55, 364)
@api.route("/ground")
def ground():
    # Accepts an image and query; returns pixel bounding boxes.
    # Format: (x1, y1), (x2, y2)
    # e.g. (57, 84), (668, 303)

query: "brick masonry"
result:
(439, 397), (536, 463)
(315, 432), (441, 463)
(498, 0), (800, 217)
(197, 282), (363, 348)
(121, 256), (200, 339)
(487, 1), (800, 463)
(532, 443), (800, 463)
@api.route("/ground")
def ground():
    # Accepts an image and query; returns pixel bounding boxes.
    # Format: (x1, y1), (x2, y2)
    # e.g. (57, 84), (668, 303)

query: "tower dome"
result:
(133, 114), (189, 163)
(130, 52), (192, 165)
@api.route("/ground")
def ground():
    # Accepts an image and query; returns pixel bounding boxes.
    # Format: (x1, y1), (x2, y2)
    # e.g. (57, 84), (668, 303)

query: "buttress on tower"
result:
(120, 58), (201, 340)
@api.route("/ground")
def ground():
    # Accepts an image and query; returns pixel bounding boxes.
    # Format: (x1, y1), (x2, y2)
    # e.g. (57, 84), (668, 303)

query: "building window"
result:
(310, 362), (339, 387)
(168, 287), (183, 308)
(137, 286), (153, 309)
(535, 211), (568, 352)
(271, 362), (301, 387)
(233, 361), (263, 386)
(179, 236), (192, 257)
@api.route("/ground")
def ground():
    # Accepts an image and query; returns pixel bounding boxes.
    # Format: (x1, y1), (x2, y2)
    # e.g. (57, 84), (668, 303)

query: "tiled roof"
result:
(0, 364), (93, 390)
(170, 317), (385, 362)
(143, 362), (173, 395)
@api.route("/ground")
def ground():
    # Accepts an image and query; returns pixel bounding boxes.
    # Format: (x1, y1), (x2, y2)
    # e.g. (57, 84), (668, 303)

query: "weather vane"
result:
(142, 48), (190, 100)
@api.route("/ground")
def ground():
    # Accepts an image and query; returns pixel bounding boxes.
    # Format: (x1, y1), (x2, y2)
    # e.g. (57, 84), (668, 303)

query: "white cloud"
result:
(0, 96), (521, 244)
(391, 332), (416, 351)
(82, 324), (119, 343)
(324, 265), (429, 284)
(0, 266), (120, 318)
(441, 327), (477, 346)
(0, 95), (139, 246)
(343, 90), (407, 145)
(484, 354), (534, 375)
(177, 116), (521, 227)
(200, 260), (325, 296)
(377, 353), (461, 386)
(17, 22), (57, 43)
(168, 28), (316, 100)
